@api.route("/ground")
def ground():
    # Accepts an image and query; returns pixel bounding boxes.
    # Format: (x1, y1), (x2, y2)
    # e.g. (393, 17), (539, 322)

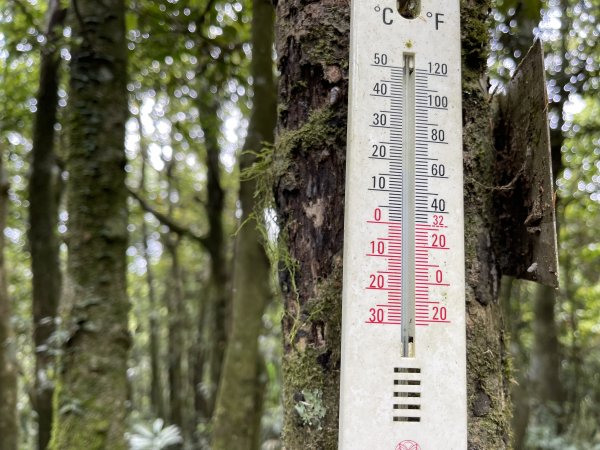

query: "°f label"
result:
(339, 1), (467, 449)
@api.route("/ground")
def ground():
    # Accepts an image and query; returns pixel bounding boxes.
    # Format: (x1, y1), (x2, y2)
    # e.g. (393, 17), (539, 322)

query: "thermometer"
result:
(339, 1), (467, 448)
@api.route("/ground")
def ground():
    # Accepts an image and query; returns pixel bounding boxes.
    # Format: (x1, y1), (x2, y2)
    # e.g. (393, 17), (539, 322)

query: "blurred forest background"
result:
(0, 0), (598, 449)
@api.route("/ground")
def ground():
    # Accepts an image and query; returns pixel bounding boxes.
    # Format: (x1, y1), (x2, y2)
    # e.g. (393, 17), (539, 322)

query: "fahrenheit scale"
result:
(339, 1), (467, 448)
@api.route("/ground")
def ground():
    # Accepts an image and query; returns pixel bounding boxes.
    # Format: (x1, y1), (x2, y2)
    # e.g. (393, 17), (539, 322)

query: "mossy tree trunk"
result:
(461, 1), (511, 447)
(0, 151), (18, 450)
(49, 0), (130, 448)
(28, 2), (65, 448)
(274, 0), (349, 447)
(273, 0), (511, 448)
(211, 0), (276, 447)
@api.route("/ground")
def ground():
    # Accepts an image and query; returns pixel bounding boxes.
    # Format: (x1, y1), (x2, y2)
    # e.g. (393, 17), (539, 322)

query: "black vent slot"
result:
(394, 367), (421, 373)
(394, 379), (420, 385)
(394, 392), (421, 398)
(393, 367), (422, 423)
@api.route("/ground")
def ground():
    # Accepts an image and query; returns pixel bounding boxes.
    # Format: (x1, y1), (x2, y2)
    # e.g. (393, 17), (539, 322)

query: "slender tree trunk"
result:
(531, 285), (564, 403)
(0, 152), (18, 450)
(165, 235), (186, 434)
(49, 0), (130, 448)
(563, 244), (580, 421)
(161, 162), (187, 440)
(191, 293), (208, 421)
(138, 127), (165, 420)
(273, 0), (511, 447)
(197, 100), (229, 418)
(29, 2), (65, 448)
(145, 223), (165, 419)
(502, 277), (530, 449)
(211, 0), (276, 447)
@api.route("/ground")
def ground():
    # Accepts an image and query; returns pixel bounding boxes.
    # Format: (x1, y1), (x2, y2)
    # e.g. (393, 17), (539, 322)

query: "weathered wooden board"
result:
(493, 40), (559, 287)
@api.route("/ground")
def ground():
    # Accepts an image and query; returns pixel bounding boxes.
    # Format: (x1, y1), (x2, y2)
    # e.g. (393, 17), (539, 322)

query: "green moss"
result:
(460, 0), (493, 80)
(279, 7), (349, 69)
(282, 348), (340, 450)
(291, 80), (308, 95)
(243, 106), (343, 298)
(243, 107), (340, 202)
(280, 258), (343, 450)
(278, 107), (340, 155)
(303, 258), (343, 357)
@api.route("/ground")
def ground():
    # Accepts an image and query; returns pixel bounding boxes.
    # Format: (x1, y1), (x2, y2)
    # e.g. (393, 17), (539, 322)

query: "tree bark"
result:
(501, 277), (530, 449)
(49, 0), (130, 448)
(144, 221), (165, 419)
(28, 2), (65, 448)
(196, 99), (229, 419)
(138, 125), (165, 420)
(531, 284), (564, 404)
(211, 0), (277, 447)
(165, 235), (187, 435)
(462, 2), (512, 447)
(191, 291), (208, 422)
(274, 0), (349, 447)
(161, 160), (188, 442)
(273, 0), (511, 447)
(0, 151), (18, 450)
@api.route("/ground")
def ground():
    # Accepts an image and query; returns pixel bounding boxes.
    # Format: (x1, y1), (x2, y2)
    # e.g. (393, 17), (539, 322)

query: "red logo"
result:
(396, 441), (420, 450)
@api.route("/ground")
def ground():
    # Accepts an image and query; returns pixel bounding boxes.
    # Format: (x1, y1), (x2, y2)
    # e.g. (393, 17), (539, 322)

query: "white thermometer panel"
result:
(339, 1), (467, 449)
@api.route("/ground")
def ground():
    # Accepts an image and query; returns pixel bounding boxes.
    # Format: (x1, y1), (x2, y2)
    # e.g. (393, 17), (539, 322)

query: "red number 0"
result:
(374, 208), (382, 221)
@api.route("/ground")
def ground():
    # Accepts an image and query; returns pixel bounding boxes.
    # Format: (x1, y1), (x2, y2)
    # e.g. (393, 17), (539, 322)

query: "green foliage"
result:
(495, 0), (545, 22)
(553, 96), (600, 447)
(527, 405), (600, 449)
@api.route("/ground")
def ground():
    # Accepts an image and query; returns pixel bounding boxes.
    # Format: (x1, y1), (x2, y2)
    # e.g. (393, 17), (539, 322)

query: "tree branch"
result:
(128, 187), (209, 249)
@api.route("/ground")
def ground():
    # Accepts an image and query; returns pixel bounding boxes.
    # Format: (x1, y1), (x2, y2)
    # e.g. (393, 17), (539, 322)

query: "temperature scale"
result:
(339, 1), (467, 448)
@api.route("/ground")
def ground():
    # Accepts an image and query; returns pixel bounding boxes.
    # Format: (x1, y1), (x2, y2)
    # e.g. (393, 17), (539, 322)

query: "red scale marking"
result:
(364, 217), (452, 327)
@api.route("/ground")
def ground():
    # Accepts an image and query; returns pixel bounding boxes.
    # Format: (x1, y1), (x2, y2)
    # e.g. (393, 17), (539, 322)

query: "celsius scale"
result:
(339, 0), (467, 448)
